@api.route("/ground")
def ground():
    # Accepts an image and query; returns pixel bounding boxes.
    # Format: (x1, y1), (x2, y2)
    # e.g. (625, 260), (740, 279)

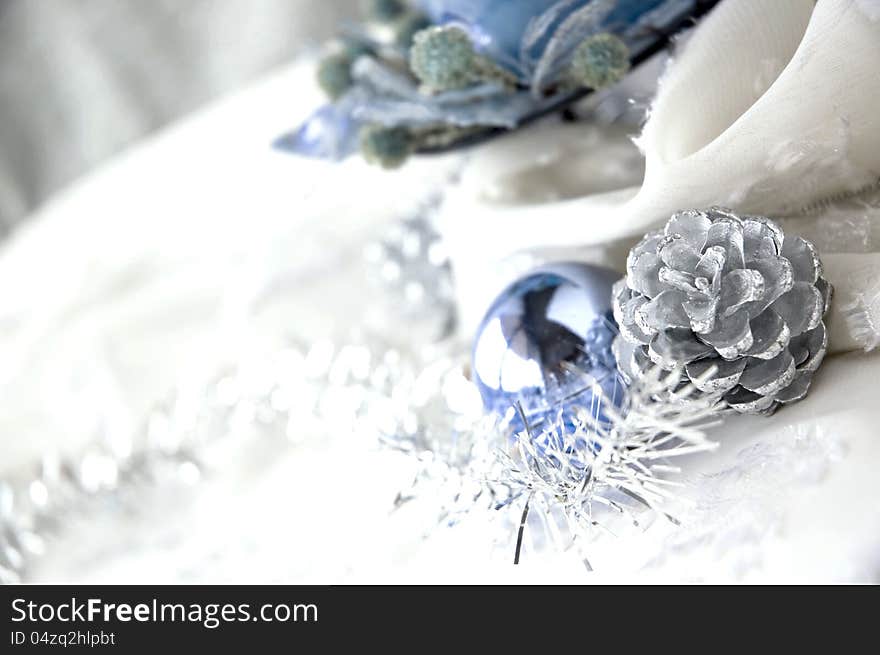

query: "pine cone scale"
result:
(782, 236), (822, 283)
(738, 351), (796, 396)
(700, 310), (752, 358)
(772, 282), (824, 336)
(705, 220), (745, 273)
(743, 309), (790, 360)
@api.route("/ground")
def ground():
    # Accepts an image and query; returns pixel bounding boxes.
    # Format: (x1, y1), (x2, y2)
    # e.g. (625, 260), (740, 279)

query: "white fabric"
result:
(0, 63), (461, 476)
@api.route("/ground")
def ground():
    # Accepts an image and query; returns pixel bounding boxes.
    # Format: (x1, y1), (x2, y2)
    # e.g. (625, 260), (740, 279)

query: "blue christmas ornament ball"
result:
(472, 263), (626, 430)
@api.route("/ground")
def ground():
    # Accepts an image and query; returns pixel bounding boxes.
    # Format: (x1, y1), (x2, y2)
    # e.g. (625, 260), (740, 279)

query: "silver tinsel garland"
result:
(0, 203), (730, 580)
(0, 202), (460, 583)
(6, 185), (879, 581)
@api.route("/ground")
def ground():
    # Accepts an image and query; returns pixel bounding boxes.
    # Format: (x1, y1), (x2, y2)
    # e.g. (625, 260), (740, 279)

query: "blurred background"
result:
(0, 0), (359, 236)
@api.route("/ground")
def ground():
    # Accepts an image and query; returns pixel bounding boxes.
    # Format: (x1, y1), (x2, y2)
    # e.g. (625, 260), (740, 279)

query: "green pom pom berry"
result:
(409, 26), (480, 93)
(317, 52), (355, 100)
(569, 33), (631, 90)
(359, 124), (414, 169)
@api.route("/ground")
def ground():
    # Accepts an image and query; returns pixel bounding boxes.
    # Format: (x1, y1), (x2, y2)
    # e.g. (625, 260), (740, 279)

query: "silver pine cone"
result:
(613, 207), (832, 415)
